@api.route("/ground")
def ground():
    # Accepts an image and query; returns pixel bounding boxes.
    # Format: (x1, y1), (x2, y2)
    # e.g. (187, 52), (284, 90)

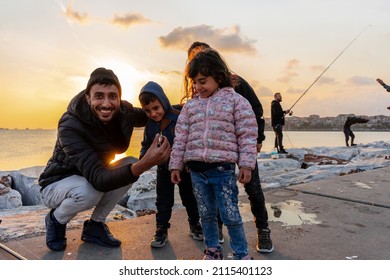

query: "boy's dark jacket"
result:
(139, 82), (179, 168)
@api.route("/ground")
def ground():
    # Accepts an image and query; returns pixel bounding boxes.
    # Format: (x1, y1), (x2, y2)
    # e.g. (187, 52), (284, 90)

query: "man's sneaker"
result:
(278, 150), (288, 154)
(150, 229), (168, 248)
(256, 228), (274, 253)
(203, 247), (223, 260)
(45, 209), (67, 251)
(189, 224), (204, 241)
(81, 219), (121, 247)
(218, 223), (224, 244)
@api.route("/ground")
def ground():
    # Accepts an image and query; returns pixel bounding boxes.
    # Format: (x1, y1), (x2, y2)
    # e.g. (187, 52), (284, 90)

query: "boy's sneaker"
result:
(256, 228), (274, 253)
(81, 219), (122, 247)
(203, 247), (223, 260)
(218, 223), (224, 244)
(189, 224), (204, 241)
(150, 229), (168, 248)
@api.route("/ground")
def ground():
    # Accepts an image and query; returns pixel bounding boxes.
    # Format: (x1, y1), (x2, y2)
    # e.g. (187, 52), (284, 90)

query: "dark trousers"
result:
(343, 127), (355, 146)
(155, 167), (200, 230)
(273, 124), (284, 151)
(218, 163), (269, 230)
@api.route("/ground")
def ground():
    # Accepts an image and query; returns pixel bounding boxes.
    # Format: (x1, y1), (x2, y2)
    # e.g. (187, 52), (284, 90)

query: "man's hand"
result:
(377, 78), (385, 86)
(238, 167), (251, 184)
(131, 134), (171, 176)
(256, 143), (263, 153)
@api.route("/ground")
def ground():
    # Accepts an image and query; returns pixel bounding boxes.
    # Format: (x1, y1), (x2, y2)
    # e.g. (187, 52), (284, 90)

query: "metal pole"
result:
(0, 242), (28, 260)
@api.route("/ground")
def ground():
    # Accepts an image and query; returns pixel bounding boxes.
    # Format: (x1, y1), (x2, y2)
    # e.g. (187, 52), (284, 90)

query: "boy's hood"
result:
(139, 81), (172, 116)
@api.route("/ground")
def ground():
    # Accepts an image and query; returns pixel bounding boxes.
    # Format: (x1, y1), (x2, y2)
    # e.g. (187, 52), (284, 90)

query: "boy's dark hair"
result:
(139, 92), (158, 106)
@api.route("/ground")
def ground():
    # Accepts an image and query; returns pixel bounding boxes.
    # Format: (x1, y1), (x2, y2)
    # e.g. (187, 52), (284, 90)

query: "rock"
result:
(127, 188), (157, 212)
(9, 171), (43, 206)
(0, 189), (23, 209)
(0, 174), (23, 209)
(0, 175), (12, 195)
(126, 171), (157, 212)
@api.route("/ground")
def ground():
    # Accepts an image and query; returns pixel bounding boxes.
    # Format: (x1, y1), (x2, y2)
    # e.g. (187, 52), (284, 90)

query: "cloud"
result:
(158, 25), (257, 54)
(111, 13), (151, 28)
(278, 59), (300, 83)
(258, 86), (274, 97)
(317, 76), (336, 85)
(286, 87), (305, 94)
(159, 70), (182, 76)
(64, 5), (89, 23)
(347, 76), (375, 86)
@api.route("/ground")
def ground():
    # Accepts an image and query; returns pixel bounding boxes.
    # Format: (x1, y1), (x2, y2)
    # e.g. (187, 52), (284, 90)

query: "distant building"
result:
(264, 114), (390, 131)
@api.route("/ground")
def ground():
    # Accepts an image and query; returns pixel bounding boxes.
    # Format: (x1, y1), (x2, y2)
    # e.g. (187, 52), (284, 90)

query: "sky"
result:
(1, 0), (390, 129)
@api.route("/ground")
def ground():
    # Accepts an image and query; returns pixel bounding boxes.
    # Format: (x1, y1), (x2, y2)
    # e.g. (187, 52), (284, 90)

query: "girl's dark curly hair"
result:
(183, 48), (233, 102)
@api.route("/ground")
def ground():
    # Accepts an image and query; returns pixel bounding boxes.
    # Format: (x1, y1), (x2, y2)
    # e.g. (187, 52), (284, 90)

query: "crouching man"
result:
(38, 67), (170, 251)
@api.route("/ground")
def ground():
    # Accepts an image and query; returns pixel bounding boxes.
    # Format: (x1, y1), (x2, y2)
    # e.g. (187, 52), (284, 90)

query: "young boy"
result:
(139, 81), (203, 248)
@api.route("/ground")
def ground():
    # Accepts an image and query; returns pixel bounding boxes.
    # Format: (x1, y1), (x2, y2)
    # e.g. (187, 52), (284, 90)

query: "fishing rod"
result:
(288, 25), (371, 112)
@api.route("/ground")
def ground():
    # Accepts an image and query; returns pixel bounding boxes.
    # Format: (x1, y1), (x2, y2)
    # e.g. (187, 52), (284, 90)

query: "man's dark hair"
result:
(86, 67), (122, 97)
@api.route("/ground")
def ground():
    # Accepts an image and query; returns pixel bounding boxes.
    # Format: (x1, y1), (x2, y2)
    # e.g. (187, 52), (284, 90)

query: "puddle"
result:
(238, 198), (322, 227)
(266, 200), (322, 227)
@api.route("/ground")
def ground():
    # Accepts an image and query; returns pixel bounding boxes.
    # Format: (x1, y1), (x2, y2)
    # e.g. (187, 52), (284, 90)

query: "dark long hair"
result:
(183, 48), (233, 102)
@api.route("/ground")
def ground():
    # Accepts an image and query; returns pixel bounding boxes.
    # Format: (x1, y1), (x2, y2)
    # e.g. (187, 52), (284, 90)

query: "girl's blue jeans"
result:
(189, 163), (249, 258)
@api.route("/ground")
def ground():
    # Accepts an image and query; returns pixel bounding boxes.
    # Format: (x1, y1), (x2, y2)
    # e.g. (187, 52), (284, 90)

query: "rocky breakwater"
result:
(1, 141), (390, 241)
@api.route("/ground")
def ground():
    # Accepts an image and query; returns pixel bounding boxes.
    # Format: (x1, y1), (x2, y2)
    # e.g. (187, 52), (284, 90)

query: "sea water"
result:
(1, 129), (390, 171)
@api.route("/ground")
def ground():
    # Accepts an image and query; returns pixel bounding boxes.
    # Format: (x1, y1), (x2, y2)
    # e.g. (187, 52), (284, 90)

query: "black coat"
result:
(343, 116), (369, 129)
(234, 76), (266, 143)
(38, 90), (148, 192)
(271, 100), (285, 127)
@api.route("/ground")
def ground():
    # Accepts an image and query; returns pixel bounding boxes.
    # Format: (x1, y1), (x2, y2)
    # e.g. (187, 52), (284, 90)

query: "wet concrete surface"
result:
(1, 167), (390, 260)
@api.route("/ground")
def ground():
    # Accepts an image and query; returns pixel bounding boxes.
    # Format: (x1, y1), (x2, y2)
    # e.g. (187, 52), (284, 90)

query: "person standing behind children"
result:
(139, 81), (203, 248)
(170, 49), (258, 260)
(271, 92), (291, 154)
(187, 41), (273, 253)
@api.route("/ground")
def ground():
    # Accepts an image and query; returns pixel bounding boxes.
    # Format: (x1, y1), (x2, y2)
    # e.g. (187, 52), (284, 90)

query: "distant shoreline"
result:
(2, 113), (390, 131)
(1, 128), (389, 132)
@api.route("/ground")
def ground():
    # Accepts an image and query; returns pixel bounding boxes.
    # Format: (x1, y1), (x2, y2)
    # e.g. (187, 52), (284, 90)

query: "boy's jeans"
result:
(190, 163), (249, 258)
(155, 167), (200, 229)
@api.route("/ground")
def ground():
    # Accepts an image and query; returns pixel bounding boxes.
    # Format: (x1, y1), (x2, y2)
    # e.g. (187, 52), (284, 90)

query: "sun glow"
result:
(100, 58), (145, 104)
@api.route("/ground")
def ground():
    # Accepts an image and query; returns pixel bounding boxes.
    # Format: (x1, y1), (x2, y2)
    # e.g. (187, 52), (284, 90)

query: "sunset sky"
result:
(1, 0), (390, 129)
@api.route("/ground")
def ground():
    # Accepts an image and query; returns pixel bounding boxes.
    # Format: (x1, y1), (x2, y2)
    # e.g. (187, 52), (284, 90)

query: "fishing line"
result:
(55, 0), (101, 65)
(288, 25), (371, 112)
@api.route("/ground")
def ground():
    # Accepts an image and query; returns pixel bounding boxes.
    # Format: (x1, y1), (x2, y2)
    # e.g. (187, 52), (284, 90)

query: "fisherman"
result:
(343, 116), (369, 147)
(271, 92), (291, 154)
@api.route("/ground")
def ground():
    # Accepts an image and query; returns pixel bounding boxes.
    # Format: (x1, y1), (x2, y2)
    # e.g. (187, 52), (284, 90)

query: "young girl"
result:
(169, 49), (258, 260)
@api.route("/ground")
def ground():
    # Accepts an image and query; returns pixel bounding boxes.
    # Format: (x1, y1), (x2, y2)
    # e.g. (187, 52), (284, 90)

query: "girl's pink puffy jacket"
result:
(169, 87), (258, 171)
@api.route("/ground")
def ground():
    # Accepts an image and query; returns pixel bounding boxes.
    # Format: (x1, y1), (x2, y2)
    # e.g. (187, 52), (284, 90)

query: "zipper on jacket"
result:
(202, 98), (211, 163)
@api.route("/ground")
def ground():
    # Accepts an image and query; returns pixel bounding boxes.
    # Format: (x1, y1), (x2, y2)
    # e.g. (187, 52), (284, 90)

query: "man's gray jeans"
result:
(42, 157), (136, 224)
